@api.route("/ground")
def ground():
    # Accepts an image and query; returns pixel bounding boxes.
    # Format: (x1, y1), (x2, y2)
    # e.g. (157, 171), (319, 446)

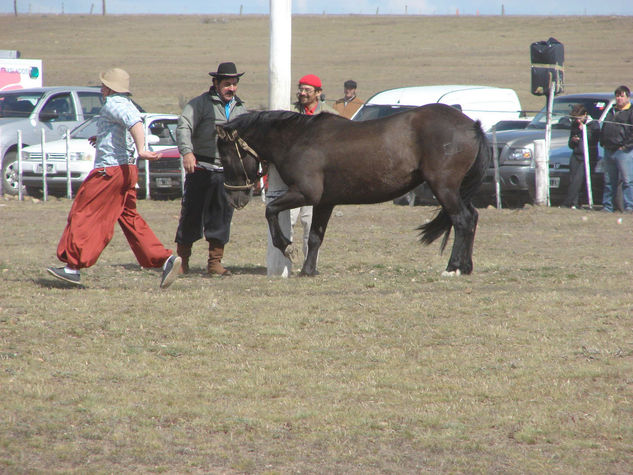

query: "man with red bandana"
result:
(266, 74), (338, 277)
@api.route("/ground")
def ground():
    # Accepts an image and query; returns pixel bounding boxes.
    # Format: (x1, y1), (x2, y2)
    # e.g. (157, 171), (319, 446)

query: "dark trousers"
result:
(563, 155), (587, 207)
(175, 168), (234, 245)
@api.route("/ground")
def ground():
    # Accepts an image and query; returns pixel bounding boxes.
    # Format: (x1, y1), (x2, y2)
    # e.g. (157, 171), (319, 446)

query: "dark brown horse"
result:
(216, 104), (490, 276)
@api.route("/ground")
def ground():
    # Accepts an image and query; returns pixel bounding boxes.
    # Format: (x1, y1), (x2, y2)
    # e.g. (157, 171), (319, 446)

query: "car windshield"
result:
(0, 91), (44, 118)
(352, 104), (417, 121)
(527, 97), (610, 130)
(69, 116), (99, 139)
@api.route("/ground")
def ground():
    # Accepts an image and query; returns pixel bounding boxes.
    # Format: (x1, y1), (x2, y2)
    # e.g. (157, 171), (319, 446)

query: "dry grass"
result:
(2, 196), (633, 473)
(1, 14), (633, 473)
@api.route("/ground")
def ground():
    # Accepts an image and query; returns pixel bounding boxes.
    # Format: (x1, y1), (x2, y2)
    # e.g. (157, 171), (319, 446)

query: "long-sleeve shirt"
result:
(94, 94), (141, 168)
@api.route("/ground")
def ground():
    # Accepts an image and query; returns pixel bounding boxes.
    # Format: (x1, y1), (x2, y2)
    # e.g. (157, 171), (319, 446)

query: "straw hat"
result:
(99, 67), (130, 94)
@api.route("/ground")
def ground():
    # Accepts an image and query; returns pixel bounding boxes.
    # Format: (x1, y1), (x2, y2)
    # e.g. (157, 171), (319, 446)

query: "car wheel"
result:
(1, 152), (22, 196)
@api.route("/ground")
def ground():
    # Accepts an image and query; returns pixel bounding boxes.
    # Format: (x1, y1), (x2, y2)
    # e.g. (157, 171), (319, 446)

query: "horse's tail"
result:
(418, 120), (491, 251)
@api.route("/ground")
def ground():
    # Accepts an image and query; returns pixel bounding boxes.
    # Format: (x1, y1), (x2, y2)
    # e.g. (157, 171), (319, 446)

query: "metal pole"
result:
(582, 119), (593, 209)
(543, 83), (555, 206)
(492, 126), (501, 208)
(17, 130), (23, 201)
(41, 129), (48, 201)
(66, 131), (72, 199)
(143, 117), (151, 200)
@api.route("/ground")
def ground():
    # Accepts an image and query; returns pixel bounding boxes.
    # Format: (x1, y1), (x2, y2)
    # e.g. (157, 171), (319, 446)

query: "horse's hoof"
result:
(284, 244), (299, 262)
(298, 270), (319, 277)
(441, 269), (461, 277)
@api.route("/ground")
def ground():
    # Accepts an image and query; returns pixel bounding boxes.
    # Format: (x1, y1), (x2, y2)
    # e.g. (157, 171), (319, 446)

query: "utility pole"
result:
(14, 0), (18, 16)
(102, 0), (106, 15)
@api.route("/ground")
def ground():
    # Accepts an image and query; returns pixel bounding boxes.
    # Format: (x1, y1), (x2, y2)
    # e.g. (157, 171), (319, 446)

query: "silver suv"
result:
(0, 86), (104, 195)
(478, 93), (615, 207)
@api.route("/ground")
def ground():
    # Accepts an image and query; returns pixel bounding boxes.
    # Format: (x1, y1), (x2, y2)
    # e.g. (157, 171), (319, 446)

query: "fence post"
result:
(143, 118), (151, 200)
(17, 130), (23, 201)
(534, 139), (548, 205)
(65, 132), (72, 199)
(41, 129), (48, 201)
(582, 121), (593, 209)
(492, 126), (501, 209)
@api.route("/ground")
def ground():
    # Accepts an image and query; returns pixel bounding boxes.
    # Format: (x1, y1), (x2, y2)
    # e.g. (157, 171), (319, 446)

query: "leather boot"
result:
(176, 243), (192, 274)
(207, 239), (231, 276)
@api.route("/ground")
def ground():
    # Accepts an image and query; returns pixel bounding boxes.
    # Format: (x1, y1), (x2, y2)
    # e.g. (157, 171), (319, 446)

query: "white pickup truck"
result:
(0, 86), (104, 195)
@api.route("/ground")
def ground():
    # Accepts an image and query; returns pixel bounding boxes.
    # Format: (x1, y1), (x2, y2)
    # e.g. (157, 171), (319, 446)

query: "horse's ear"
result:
(216, 125), (227, 140)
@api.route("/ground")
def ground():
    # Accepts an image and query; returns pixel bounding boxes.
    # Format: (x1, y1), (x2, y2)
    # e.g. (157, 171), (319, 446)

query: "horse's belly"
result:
(322, 182), (419, 205)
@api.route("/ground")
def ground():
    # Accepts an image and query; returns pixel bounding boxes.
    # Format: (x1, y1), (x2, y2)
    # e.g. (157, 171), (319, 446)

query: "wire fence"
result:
(7, 129), (185, 201)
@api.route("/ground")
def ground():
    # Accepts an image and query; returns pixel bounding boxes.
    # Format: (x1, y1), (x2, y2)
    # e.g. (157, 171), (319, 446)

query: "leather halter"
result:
(217, 127), (264, 191)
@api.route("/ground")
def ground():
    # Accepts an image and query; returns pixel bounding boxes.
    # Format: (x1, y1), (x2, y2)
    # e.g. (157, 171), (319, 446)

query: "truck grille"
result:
(25, 153), (68, 161)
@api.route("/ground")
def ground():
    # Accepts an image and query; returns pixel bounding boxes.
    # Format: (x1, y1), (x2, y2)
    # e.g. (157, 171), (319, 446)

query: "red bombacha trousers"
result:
(57, 165), (172, 270)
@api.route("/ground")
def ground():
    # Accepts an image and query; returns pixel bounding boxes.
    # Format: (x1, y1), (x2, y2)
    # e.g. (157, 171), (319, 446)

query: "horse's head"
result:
(216, 124), (263, 210)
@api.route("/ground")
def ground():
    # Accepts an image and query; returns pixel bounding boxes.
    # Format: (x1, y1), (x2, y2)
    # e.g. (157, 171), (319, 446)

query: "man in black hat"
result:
(333, 79), (363, 119)
(174, 62), (248, 276)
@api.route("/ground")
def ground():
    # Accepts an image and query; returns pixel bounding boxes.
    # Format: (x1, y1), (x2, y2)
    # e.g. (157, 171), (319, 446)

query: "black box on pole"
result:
(530, 37), (564, 96)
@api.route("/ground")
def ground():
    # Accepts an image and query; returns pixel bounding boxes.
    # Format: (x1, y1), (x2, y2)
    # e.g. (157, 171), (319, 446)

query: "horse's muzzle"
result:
(226, 190), (252, 210)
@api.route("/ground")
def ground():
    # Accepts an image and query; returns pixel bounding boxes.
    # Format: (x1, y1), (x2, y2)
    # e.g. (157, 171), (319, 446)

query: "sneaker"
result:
(160, 255), (181, 289)
(47, 267), (81, 286)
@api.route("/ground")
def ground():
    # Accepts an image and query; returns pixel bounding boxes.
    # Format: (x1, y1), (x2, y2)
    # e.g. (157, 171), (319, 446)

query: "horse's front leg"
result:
(300, 204), (334, 276)
(265, 206), (292, 254)
(265, 189), (308, 257)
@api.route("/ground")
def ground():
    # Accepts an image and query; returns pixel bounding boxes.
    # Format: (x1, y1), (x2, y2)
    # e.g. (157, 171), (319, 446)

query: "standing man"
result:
(600, 85), (633, 213)
(561, 104), (600, 209)
(175, 62), (248, 275)
(266, 74), (338, 277)
(333, 79), (363, 119)
(47, 67), (181, 288)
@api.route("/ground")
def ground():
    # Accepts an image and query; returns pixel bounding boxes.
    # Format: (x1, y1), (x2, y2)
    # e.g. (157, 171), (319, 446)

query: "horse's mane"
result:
(224, 109), (342, 135)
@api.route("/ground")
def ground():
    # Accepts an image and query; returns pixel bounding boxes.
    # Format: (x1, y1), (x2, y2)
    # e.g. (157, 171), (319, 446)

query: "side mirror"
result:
(147, 134), (160, 145)
(39, 111), (59, 122)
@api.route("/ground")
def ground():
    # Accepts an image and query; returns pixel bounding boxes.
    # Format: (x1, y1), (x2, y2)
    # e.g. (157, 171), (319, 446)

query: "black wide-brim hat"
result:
(209, 62), (245, 78)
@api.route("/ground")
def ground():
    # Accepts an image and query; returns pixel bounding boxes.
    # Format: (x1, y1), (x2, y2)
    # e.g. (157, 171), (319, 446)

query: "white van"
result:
(351, 85), (522, 132)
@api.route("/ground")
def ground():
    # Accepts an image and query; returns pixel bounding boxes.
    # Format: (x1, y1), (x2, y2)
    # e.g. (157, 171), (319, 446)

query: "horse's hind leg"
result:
(446, 202), (478, 275)
(300, 204), (334, 276)
(431, 184), (478, 275)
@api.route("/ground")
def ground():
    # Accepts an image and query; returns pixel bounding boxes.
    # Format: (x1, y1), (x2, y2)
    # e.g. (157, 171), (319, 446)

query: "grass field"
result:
(1, 13), (633, 473)
(2, 196), (633, 473)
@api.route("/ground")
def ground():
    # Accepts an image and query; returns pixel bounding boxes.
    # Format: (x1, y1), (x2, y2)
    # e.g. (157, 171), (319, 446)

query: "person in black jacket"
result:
(600, 85), (633, 212)
(562, 104), (600, 208)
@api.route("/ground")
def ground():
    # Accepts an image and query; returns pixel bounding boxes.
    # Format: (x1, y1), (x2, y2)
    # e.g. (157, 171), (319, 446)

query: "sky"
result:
(2, 0), (632, 16)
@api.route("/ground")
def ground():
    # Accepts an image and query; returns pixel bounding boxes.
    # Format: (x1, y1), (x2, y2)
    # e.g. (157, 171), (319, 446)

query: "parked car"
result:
(351, 84), (523, 131)
(0, 86), (104, 195)
(478, 92), (615, 207)
(491, 119), (531, 131)
(351, 85), (524, 206)
(137, 146), (184, 200)
(19, 113), (181, 198)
